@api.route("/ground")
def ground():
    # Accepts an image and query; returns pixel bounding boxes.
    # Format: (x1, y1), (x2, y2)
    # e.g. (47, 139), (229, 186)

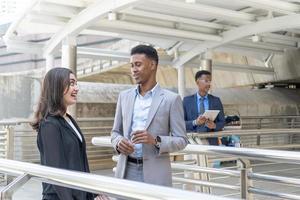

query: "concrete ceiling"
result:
(4, 0), (300, 67)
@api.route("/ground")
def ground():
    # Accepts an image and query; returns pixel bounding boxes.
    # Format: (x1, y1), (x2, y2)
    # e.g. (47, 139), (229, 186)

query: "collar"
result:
(197, 92), (208, 100)
(135, 83), (159, 96)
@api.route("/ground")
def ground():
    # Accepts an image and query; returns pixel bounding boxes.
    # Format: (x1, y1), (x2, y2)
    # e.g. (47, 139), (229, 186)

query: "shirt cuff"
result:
(192, 120), (198, 127)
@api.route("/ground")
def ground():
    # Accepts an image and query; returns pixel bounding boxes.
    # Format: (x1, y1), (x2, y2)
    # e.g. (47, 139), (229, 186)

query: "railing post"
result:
(4, 126), (15, 185)
(5, 126), (14, 160)
(291, 118), (295, 128)
(238, 158), (253, 200)
(0, 174), (31, 200)
(258, 119), (262, 129)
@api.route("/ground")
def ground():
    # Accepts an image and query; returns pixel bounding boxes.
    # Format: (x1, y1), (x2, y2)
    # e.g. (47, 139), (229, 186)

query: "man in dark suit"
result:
(183, 70), (225, 145)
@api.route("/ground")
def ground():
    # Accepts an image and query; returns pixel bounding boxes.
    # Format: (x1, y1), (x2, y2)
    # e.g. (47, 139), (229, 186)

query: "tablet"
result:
(202, 110), (220, 121)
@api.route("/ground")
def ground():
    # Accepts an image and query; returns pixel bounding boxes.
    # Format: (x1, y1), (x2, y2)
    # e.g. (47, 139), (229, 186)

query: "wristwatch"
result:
(155, 136), (161, 149)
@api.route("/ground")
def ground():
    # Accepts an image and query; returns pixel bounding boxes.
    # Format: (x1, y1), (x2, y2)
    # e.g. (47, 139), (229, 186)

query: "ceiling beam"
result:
(77, 47), (130, 61)
(223, 44), (284, 55)
(43, 0), (141, 56)
(4, 39), (43, 54)
(262, 33), (300, 42)
(236, 0), (300, 14)
(284, 0), (300, 3)
(17, 13), (180, 50)
(43, 0), (86, 8)
(173, 14), (300, 68)
(76, 47), (272, 75)
(95, 19), (222, 42)
(120, 8), (229, 30)
(33, 2), (81, 18)
(239, 38), (297, 49)
(215, 46), (278, 58)
(4, 0), (40, 46)
(28, 12), (69, 25)
(83, 29), (177, 49)
(147, 0), (255, 23)
(77, 47), (173, 66)
(213, 62), (274, 75)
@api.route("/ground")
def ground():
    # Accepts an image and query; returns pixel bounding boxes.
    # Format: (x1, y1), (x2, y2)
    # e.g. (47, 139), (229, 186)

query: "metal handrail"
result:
(0, 159), (232, 200)
(188, 128), (300, 138)
(182, 145), (300, 164)
(1, 115), (299, 125)
(172, 163), (240, 177)
(248, 172), (300, 186)
(241, 115), (300, 119)
(92, 137), (300, 200)
(0, 117), (114, 126)
(92, 137), (300, 164)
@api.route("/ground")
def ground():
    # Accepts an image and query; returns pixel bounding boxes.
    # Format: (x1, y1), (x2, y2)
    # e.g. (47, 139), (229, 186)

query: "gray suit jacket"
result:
(111, 85), (188, 186)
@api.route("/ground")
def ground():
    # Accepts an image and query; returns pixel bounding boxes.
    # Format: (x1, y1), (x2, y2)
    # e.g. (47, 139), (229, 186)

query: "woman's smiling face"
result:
(63, 73), (79, 107)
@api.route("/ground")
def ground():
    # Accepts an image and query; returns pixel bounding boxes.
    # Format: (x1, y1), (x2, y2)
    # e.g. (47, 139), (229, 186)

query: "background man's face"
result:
(130, 54), (155, 84)
(196, 74), (211, 95)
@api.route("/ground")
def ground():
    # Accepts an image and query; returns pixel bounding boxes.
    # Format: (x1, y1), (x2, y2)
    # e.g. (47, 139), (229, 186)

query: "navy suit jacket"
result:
(183, 93), (225, 145)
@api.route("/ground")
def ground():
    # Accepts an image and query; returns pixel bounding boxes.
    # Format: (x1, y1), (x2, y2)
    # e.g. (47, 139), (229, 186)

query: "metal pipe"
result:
(172, 163), (240, 177)
(92, 136), (112, 147)
(0, 159), (231, 200)
(249, 172), (300, 186)
(0, 117), (114, 125)
(183, 145), (300, 164)
(188, 128), (300, 138)
(241, 115), (300, 119)
(92, 137), (300, 164)
(249, 187), (300, 200)
(173, 177), (240, 191)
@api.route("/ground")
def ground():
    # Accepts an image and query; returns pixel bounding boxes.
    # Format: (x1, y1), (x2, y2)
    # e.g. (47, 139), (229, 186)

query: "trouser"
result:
(124, 161), (144, 182)
(116, 161), (144, 200)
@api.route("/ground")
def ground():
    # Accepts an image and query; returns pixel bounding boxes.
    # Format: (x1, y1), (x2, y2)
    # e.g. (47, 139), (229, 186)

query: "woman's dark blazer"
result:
(37, 114), (95, 200)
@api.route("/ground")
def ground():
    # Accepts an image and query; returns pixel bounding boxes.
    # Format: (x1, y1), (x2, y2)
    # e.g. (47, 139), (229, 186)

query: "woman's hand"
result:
(94, 194), (110, 200)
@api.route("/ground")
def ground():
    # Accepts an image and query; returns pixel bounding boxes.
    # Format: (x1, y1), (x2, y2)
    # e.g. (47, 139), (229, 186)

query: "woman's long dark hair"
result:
(31, 67), (73, 130)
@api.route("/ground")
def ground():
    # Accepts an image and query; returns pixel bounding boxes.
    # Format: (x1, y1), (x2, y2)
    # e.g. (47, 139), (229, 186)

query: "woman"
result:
(31, 68), (107, 200)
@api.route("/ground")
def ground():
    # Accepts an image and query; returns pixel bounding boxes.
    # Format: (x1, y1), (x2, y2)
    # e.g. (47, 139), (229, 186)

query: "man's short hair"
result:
(131, 44), (159, 65)
(195, 70), (211, 81)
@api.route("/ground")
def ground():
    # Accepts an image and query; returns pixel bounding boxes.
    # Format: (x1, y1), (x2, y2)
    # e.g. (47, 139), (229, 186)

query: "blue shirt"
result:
(196, 92), (209, 115)
(130, 83), (158, 158)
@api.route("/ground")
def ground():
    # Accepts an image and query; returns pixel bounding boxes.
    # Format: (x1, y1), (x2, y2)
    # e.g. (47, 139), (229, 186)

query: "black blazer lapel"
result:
(60, 115), (84, 144)
(66, 114), (90, 172)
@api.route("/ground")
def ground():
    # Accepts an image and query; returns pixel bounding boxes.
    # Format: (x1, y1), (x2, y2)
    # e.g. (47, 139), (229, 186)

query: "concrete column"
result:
(178, 66), (186, 98)
(200, 59), (212, 72)
(61, 36), (77, 73)
(200, 51), (212, 72)
(61, 36), (77, 118)
(45, 54), (54, 73)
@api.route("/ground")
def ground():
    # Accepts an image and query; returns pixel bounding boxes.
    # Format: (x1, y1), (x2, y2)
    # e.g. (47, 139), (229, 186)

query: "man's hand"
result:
(131, 130), (156, 145)
(117, 138), (134, 155)
(196, 115), (207, 125)
(206, 119), (216, 129)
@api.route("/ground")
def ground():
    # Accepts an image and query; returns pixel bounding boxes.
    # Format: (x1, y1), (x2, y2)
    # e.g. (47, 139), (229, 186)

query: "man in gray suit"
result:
(111, 45), (188, 187)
